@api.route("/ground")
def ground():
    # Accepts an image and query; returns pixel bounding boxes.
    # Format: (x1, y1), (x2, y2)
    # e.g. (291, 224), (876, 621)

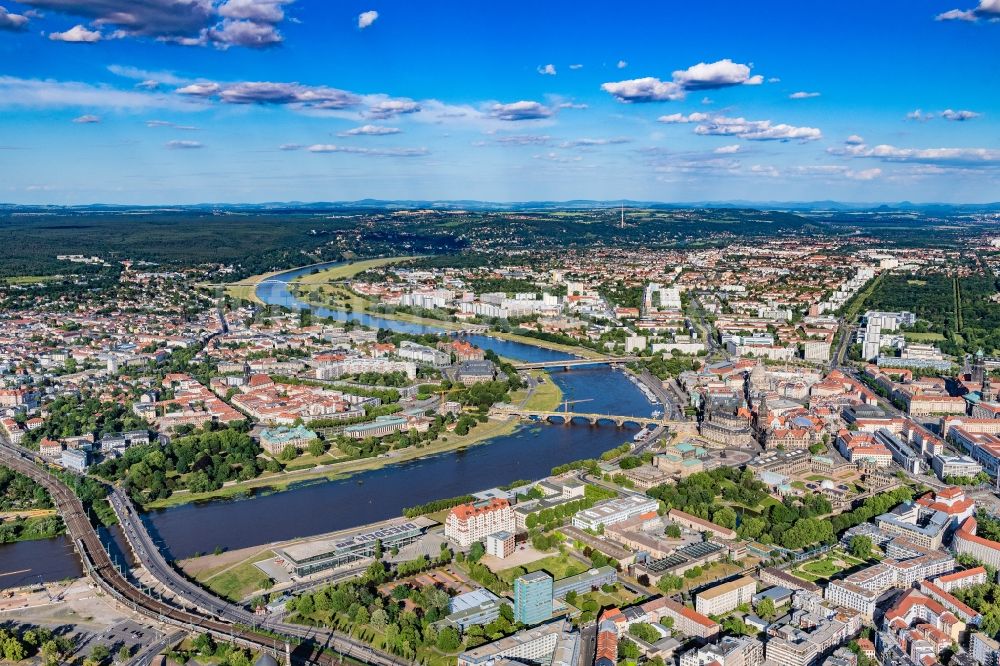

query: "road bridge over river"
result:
(491, 405), (694, 431)
(511, 356), (640, 370)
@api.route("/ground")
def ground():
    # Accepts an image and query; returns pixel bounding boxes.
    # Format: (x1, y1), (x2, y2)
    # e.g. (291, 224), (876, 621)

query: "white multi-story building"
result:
(398, 340), (450, 367)
(445, 498), (515, 549)
(825, 538), (954, 618)
(971, 632), (1000, 666)
(457, 621), (578, 666)
(315, 358), (417, 380)
(680, 636), (763, 666)
(571, 496), (659, 531)
(695, 576), (756, 616)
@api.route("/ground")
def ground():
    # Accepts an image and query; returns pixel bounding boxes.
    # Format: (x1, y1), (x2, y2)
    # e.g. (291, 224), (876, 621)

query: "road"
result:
(634, 369), (685, 421)
(576, 622), (597, 666)
(687, 295), (722, 357)
(0, 442), (402, 666)
(831, 318), (853, 368)
(126, 630), (186, 666)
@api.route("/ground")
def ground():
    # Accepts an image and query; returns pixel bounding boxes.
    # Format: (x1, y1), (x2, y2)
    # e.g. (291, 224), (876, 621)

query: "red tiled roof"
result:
(448, 497), (510, 520)
(920, 580), (980, 621)
(935, 566), (986, 584)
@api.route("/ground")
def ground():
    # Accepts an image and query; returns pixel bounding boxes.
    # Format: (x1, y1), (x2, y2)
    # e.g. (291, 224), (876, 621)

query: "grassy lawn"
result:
(295, 256), (419, 284)
(678, 561), (745, 592)
(573, 584), (639, 611)
(509, 370), (563, 411)
(806, 474), (832, 482)
(792, 548), (866, 583)
(904, 332), (946, 342)
(801, 557), (841, 578)
(197, 550), (275, 602)
(498, 553), (587, 583)
(3, 275), (62, 285)
(791, 481), (807, 490)
(725, 494), (780, 515)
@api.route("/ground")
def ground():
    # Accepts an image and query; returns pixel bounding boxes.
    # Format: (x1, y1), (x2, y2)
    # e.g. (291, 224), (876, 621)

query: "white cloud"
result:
(657, 112), (711, 123)
(166, 139), (203, 149)
(24, 0), (292, 48)
(146, 119), (198, 129)
(783, 165), (883, 180)
(767, 77), (781, 83)
(694, 115), (821, 141)
(936, 8), (977, 20)
(556, 101), (588, 110)
(176, 82), (223, 97)
(713, 144), (741, 154)
(49, 24), (101, 41)
(534, 152), (582, 163)
(941, 108), (981, 121)
(0, 5), (29, 30)
(108, 65), (192, 87)
(307, 144), (428, 157)
(617, 60), (627, 69)
(537, 64), (557, 76)
(358, 10), (378, 29)
(845, 134), (865, 145)
(495, 135), (551, 146)
(209, 18), (282, 48)
(789, 91), (820, 99)
(0, 75), (199, 111)
(603, 58), (763, 103)
(602, 77), (683, 103)
(367, 98), (420, 118)
(278, 143), (302, 150)
(659, 111), (820, 142)
(488, 100), (553, 121)
(906, 108), (982, 122)
(176, 80), (362, 110)
(848, 168), (882, 180)
(72, 114), (100, 123)
(569, 64), (583, 70)
(749, 164), (780, 177)
(558, 137), (631, 148)
(218, 0), (287, 22)
(339, 124), (401, 136)
(672, 59), (762, 89)
(936, 0), (999, 21)
(835, 142), (1000, 165)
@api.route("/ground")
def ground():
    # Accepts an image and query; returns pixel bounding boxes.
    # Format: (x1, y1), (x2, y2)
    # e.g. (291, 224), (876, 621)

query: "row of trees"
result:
(0, 625), (76, 665)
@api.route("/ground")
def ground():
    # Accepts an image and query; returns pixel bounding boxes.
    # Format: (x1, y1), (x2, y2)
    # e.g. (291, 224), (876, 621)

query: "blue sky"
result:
(0, 0), (998, 204)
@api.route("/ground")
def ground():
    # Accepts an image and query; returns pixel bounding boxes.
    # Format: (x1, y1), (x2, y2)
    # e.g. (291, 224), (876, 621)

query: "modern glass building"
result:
(514, 571), (553, 626)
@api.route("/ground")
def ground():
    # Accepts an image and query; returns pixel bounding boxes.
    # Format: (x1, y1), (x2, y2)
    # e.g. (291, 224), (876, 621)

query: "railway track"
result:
(0, 443), (354, 665)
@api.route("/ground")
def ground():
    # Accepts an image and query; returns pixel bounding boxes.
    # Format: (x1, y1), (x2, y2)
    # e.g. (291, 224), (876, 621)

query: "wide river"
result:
(1, 261), (657, 582)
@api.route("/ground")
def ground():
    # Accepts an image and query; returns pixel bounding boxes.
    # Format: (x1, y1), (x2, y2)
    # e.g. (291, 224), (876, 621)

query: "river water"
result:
(1, 261), (656, 580)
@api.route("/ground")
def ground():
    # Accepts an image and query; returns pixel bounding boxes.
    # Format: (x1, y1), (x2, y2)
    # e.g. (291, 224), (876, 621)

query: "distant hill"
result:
(2, 200), (998, 213)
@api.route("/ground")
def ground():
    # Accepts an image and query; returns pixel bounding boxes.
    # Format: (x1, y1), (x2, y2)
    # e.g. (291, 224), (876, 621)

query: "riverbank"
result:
(220, 267), (293, 304)
(293, 256), (419, 285)
(220, 256), (418, 305)
(143, 416), (522, 511)
(0, 512), (65, 543)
